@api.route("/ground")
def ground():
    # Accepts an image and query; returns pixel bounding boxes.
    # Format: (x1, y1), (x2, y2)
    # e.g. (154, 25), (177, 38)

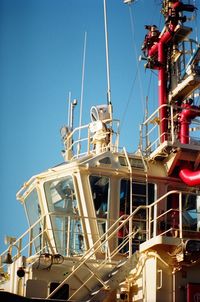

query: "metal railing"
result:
(148, 190), (200, 240)
(63, 119), (120, 160)
(140, 104), (200, 157)
(1, 190), (200, 298)
(0, 210), (145, 274)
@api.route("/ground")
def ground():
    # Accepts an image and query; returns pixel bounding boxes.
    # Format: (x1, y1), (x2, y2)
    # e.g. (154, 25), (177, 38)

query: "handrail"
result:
(0, 189), (193, 263)
(47, 205), (148, 299)
(47, 189), (197, 299)
(63, 118), (120, 160)
(1, 189), (199, 299)
(140, 103), (200, 157)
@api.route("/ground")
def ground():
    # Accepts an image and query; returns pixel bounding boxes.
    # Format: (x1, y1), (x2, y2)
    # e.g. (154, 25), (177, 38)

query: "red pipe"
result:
(179, 104), (200, 186)
(147, 11), (177, 142)
(158, 42), (167, 142)
(179, 104), (200, 144)
(148, 24), (176, 57)
(148, 0), (180, 57)
(179, 169), (200, 186)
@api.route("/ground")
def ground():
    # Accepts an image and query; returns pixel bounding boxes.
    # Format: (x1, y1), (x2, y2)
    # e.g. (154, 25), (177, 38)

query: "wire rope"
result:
(128, 5), (145, 115)
(121, 0), (158, 129)
(121, 62), (140, 128)
(193, 0), (199, 43)
(78, 31), (87, 143)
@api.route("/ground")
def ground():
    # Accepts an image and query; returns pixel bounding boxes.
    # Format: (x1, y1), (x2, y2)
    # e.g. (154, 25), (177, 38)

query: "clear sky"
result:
(0, 0), (199, 253)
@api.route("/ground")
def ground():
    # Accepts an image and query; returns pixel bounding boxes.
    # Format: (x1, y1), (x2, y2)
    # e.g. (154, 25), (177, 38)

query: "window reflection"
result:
(182, 194), (198, 231)
(24, 189), (41, 253)
(89, 176), (109, 236)
(44, 176), (84, 256)
(120, 180), (154, 251)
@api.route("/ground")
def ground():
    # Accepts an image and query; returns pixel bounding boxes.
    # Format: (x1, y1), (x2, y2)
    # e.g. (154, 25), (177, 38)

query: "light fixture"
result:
(2, 251), (13, 264)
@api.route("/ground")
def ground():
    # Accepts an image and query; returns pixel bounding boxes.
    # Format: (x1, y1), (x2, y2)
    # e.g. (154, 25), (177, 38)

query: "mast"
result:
(103, 0), (112, 119)
(141, 0), (200, 186)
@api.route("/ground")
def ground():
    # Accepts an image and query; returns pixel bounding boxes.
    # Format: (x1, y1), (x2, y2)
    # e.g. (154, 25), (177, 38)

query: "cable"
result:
(193, 0), (199, 43)
(121, 63), (140, 129)
(128, 5), (145, 115)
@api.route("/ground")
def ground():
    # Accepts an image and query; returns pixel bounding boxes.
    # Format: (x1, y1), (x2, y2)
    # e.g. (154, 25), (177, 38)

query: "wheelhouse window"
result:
(120, 180), (155, 214)
(167, 192), (199, 232)
(89, 175), (110, 235)
(44, 176), (84, 256)
(182, 193), (198, 231)
(24, 188), (41, 253)
(120, 179), (155, 246)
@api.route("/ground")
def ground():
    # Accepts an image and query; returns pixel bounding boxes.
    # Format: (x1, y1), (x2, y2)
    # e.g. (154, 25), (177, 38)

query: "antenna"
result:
(77, 31), (87, 155)
(103, 0), (112, 118)
(67, 91), (71, 129)
(78, 31), (87, 140)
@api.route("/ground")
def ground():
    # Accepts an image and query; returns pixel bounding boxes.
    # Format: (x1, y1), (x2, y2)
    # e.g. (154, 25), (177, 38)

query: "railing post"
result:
(87, 126), (90, 154)
(170, 105), (175, 144)
(28, 228), (33, 257)
(18, 239), (22, 258)
(41, 215), (46, 253)
(153, 202), (157, 237)
(148, 206), (152, 240)
(66, 216), (70, 257)
(179, 192), (183, 239)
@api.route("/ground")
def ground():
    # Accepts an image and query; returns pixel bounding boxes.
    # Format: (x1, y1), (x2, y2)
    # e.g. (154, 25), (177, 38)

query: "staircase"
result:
(82, 252), (139, 302)
(46, 212), (144, 302)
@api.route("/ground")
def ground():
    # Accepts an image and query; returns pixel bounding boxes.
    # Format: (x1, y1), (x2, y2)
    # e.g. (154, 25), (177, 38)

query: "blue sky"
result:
(0, 0), (199, 252)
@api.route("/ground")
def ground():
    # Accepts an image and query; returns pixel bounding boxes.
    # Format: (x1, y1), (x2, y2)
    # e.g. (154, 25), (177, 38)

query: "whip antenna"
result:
(103, 0), (112, 118)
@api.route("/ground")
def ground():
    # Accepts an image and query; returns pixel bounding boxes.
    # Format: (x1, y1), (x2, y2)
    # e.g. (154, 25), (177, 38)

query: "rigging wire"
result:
(128, 5), (145, 115)
(103, 0), (112, 114)
(67, 91), (71, 129)
(78, 31), (87, 144)
(121, 1), (158, 129)
(121, 62), (140, 128)
(193, 0), (199, 43)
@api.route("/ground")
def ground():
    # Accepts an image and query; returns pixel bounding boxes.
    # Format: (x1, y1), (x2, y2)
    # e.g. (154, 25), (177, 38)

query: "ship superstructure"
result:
(1, 1), (200, 302)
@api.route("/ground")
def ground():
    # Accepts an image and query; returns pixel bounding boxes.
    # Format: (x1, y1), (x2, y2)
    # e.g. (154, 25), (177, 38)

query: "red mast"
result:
(141, 1), (200, 186)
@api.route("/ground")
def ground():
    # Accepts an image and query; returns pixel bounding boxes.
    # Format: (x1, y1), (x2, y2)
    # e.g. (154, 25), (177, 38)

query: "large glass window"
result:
(120, 179), (155, 249)
(120, 180), (154, 215)
(167, 192), (198, 232)
(182, 194), (197, 231)
(89, 175), (110, 236)
(24, 189), (41, 253)
(44, 176), (84, 256)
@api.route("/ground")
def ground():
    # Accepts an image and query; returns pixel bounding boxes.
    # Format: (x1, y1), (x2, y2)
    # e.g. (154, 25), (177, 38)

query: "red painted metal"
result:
(179, 103), (200, 144)
(148, 25), (176, 142)
(187, 283), (200, 302)
(158, 42), (167, 141)
(179, 168), (200, 186)
(145, 0), (200, 185)
(148, 24), (176, 58)
(179, 103), (200, 185)
(146, 1), (196, 144)
(147, 11), (177, 142)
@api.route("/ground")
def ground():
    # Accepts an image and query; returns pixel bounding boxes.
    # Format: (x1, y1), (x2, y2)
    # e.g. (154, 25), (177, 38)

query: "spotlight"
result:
(17, 267), (25, 278)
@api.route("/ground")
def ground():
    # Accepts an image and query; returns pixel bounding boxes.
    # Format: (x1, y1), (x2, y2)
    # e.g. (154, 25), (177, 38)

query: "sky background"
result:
(0, 0), (199, 253)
